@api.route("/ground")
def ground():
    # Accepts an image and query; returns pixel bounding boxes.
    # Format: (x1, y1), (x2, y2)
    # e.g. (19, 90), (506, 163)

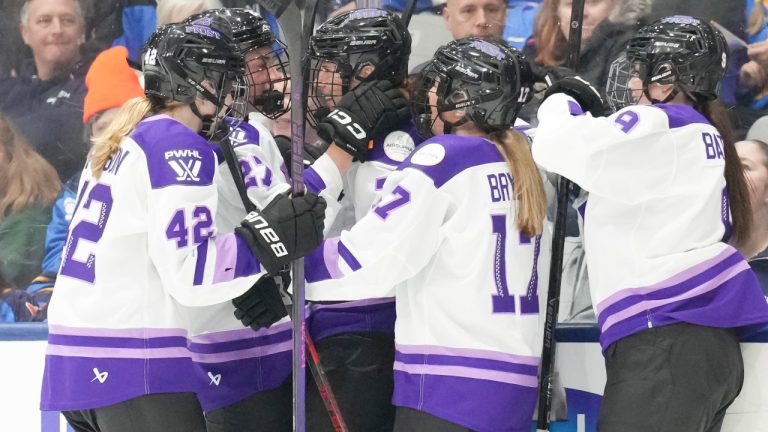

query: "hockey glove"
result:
(316, 80), (409, 162)
(543, 74), (605, 117)
(235, 192), (327, 275)
(274, 135), (329, 176)
(232, 272), (292, 330)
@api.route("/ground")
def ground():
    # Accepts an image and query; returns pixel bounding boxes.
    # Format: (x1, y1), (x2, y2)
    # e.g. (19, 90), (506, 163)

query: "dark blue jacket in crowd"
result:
(0, 59), (91, 182)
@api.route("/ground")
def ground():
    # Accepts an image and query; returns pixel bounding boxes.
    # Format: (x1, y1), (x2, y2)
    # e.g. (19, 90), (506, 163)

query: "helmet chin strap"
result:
(190, 102), (218, 138)
(644, 83), (679, 105)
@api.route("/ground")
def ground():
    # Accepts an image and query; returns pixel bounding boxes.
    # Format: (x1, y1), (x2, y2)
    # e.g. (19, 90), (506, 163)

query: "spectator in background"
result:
(23, 45), (145, 322)
(0, 114), (61, 321)
(86, 0), (157, 62)
(155, 0), (223, 26)
(736, 139), (768, 257)
(442, 0), (506, 39)
(0, 0), (29, 77)
(519, 0), (650, 123)
(736, 138), (768, 294)
(0, 0), (91, 181)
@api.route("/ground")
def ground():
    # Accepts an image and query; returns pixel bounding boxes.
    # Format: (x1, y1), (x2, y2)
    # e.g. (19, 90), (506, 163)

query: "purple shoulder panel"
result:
(131, 117), (216, 189)
(398, 134), (505, 188)
(654, 103), (711, 129)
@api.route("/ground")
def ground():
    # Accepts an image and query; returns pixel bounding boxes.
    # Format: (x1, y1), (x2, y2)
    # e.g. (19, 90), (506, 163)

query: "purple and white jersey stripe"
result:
(42, 325), (195, 411)
(189, 320), (292, 410)
(533, 94), (768, 350)
(394, 344), (539, 432)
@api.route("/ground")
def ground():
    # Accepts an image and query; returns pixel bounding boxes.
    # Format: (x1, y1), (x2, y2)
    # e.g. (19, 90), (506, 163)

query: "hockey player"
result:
(296, 38), (549, 432)
(40, 17), (326, 432)
(532, 16), (768, 432)
(179, 8), (337, 432)
(304, 9), (415, 431)
(180, 8), (410, 431)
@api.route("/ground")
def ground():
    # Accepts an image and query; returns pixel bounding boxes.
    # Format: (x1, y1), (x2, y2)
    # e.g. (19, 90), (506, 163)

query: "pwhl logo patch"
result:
(166, 149), (203, 181)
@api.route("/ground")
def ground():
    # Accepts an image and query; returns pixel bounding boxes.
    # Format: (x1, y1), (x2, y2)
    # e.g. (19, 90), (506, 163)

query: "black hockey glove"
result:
(232, 272), (292, 330)
(274, 135), (329, 176)
(235, 192), (326, 275)
(316, 80), (409, 162)
(543, 74), (605, 117)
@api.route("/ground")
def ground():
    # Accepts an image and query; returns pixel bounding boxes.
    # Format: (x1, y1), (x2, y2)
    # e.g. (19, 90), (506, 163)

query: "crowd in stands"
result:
(2, 0), (768, 323)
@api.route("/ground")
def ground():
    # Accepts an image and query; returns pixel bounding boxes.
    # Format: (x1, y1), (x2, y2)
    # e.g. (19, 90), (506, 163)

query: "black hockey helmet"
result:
(307, 8), (411, 126)
(412, 37), (534, 138)
(189, 8), (291, 119)
(142, 16), (246, 126)
(606, 15), (728, 110)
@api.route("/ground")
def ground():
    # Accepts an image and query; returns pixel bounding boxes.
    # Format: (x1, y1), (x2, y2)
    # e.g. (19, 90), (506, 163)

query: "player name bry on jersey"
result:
(487, 172), (515, 203)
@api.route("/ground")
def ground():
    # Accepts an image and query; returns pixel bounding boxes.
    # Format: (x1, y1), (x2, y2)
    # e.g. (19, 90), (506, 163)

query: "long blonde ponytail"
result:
(90, 97), (152, 178)
(489, 129), (547, 237)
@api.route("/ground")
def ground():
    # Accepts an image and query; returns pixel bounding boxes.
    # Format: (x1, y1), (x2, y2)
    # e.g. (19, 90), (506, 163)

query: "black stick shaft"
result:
(402, 0), (418, 27)
(536, 0), (585, 430)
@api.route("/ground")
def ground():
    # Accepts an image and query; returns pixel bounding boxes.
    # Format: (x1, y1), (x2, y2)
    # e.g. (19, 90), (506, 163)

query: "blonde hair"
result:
(0, 116), (60, 220)
(89, 97), (152, 178)
(489, 129), (547, 236)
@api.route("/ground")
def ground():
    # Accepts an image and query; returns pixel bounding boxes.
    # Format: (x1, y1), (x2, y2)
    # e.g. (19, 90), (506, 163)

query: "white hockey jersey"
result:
(304, 134), (550, 432)
(533, 94), (768, 350)
(41, 115), (271, 411)
(307, 122), (421, 342)
(187, 118), (344, 411)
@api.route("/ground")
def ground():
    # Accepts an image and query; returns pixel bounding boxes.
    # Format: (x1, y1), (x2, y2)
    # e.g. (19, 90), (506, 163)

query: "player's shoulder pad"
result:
(398, 134), (504, 188)
(609, 103), (712, 134)
(369, 119), (424, 166)
(130, 115), (216, 189)
(651, 103), (713, 130)
(226, 117), (266, 150)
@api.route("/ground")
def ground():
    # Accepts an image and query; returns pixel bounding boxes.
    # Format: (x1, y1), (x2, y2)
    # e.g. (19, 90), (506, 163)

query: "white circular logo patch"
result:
(383, 131), (416, 162)
(409, 143), (446, 166)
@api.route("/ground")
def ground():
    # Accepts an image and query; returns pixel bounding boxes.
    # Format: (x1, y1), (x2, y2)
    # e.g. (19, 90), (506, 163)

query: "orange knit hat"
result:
(83, 46), (145, 123)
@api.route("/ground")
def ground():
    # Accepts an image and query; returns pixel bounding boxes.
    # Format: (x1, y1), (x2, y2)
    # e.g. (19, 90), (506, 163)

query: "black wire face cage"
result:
(306, 56), (354, 127)
(197, 68), (248, 137)
(605, 54), (642, 112)
(244, 40), (291, 119)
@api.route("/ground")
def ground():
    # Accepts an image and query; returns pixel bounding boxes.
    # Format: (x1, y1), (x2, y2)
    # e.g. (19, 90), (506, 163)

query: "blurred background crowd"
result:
(2, 0), (768, 323)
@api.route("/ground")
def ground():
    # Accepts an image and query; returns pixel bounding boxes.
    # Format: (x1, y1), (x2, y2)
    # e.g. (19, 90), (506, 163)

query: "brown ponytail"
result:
(488, 129), (547, 237)
(695, 100), (752, 246)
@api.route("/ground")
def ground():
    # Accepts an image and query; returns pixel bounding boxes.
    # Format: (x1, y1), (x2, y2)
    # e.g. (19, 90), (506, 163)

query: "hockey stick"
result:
(249, 1), (349, 431)
(218, 121), (348, 432)
(535, 0), (585, 430)
(401, 0), (418, 27)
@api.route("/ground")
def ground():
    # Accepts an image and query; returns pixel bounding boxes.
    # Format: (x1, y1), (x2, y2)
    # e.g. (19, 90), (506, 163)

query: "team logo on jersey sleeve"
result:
(383, 131), (416, 162)
(409, 143), (445, 166)
(165, 149), (203, 182)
